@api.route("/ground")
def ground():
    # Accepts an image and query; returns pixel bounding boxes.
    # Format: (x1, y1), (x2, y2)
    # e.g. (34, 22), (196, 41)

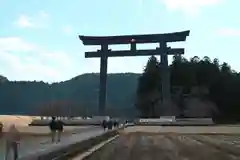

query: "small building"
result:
(92, 116), (110, 121)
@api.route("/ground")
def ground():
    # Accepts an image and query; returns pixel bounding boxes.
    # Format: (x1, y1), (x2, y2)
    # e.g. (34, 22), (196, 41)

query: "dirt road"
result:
(0, 126), (102, 159)
(84, 133), (240, 160)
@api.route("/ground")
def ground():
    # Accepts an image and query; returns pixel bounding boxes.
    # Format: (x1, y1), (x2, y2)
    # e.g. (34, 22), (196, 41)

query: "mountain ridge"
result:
(0, 73), (140, 116)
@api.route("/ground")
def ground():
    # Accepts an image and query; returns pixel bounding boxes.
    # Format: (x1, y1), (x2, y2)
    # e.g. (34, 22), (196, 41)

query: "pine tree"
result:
(135, 56), (162, 117)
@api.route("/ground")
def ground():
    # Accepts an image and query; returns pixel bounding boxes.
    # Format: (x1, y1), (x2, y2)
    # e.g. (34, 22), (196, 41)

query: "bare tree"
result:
(36, 100), (88, 119)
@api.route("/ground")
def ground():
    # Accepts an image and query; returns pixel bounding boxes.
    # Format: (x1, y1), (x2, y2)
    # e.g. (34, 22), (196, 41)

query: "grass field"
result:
(0, 115), (90, 137)
(85, 133), (240, 160)
(81, 126), (240, 160)
(0, 115), (37, 127)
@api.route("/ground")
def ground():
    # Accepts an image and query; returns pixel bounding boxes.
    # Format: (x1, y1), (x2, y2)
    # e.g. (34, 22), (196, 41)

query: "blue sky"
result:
(0, 0), (239, 82)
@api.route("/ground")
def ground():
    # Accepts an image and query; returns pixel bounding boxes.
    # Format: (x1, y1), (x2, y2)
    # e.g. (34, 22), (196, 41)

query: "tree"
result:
(170, 56), (240, 122)
(135, 56), (161, 117)
(2, 55), (240, 123)
(37, 100), (84, 118)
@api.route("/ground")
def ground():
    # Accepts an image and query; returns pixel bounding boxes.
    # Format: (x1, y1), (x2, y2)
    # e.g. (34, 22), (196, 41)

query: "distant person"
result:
(0, 122), (3, 138)
(113, 120), (118, 128)
(107, 120), (113, 130)
(49, 116), (57, 143)
(5, 124), (20, 160)
(56, 119), (64, 142)
(102, 120), (107, 131)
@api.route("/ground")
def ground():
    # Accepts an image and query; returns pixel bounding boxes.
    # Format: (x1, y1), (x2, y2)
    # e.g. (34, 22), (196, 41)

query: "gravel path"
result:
(0, 126), (102, 159)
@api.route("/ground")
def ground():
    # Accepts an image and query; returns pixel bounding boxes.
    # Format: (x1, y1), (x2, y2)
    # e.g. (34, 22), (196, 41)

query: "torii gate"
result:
(79, 30), (190, 116)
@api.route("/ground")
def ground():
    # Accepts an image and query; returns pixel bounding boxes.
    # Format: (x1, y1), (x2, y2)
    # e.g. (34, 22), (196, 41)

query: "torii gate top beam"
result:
(79, 30), (190, 45)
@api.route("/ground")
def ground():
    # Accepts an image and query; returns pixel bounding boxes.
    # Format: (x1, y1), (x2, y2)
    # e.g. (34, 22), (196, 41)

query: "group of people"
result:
(4, 117), (64, 160)
(102, 119), (119, 130)
(49, 116), (64, 143)
(4, 117), (126, 159)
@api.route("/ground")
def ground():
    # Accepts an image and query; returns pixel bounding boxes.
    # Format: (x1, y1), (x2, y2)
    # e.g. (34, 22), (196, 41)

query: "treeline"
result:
(0, 73), (138, 117)
(136, 55), (240, 122)
(0, 55), (240, 120)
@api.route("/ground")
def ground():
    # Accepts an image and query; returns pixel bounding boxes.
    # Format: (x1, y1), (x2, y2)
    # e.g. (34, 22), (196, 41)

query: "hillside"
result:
(0, 75), (8, 83)
(0, 73), (140, 116)
(1, 55), (240, 121)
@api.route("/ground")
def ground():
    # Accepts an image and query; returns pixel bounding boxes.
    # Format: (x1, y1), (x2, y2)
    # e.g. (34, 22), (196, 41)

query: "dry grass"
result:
(81, 126), (240, 160)
(84, 132), (240, 160)
(0, 115), (90, 136)
(124, 126), (240, 134)
(0, 115), (37, 129)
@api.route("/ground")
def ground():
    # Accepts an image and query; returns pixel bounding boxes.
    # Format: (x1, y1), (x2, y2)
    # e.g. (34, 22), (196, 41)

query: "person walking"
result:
(49, 117), (57, 143)
(0, 122), (3, 138)
(5, 124), (20, 160)
(107, 120), (113, 130)
(113, 120), (119, 128)
(56, 119), (64, 142)
(102, 120), (107, 131)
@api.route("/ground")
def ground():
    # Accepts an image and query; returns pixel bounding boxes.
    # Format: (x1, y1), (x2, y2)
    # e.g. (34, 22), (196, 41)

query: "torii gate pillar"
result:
(99, 44), (108, 115)
(159, 42), (171, 115)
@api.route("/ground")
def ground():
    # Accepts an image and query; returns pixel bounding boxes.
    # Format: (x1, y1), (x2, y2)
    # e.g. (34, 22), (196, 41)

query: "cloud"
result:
(0, 37), (36, 51)
(14, 11), (50, 29)
(14, 15), (34, 28)
(160, 0), (223, 14)
(0, 37), (75, 82)
(137, 0), (144, 7)
(217, 28), (240, 37)
(0, 37), (150, 82)
(62, 25), (73, 35)
(38, 10), (49, 19)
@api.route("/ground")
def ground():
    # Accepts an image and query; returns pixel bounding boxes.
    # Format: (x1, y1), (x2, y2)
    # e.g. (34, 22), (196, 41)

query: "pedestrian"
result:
(113, 120), (118, 128)
(56, 119), (64, 142)
(0, 122), (3, 138)
(49, 116), (57, 143)
(102, 120), (107, 131)
(5, 124), (20, 160)
(107, 120), (113, 130)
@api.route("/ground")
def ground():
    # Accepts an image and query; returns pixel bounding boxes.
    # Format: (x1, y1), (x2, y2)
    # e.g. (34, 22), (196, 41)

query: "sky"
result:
(0, 0), (239, 82)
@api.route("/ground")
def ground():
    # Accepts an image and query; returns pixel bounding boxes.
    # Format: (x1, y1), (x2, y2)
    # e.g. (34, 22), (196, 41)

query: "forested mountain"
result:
(135, 55), (240, 122)
(0, 73), (139, 116)
(0, 75), (8, 83)
(0, 55), (240, 121)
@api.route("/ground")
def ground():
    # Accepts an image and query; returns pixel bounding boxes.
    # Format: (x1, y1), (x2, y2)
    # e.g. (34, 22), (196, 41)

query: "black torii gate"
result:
(79, 30), (190, 116)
